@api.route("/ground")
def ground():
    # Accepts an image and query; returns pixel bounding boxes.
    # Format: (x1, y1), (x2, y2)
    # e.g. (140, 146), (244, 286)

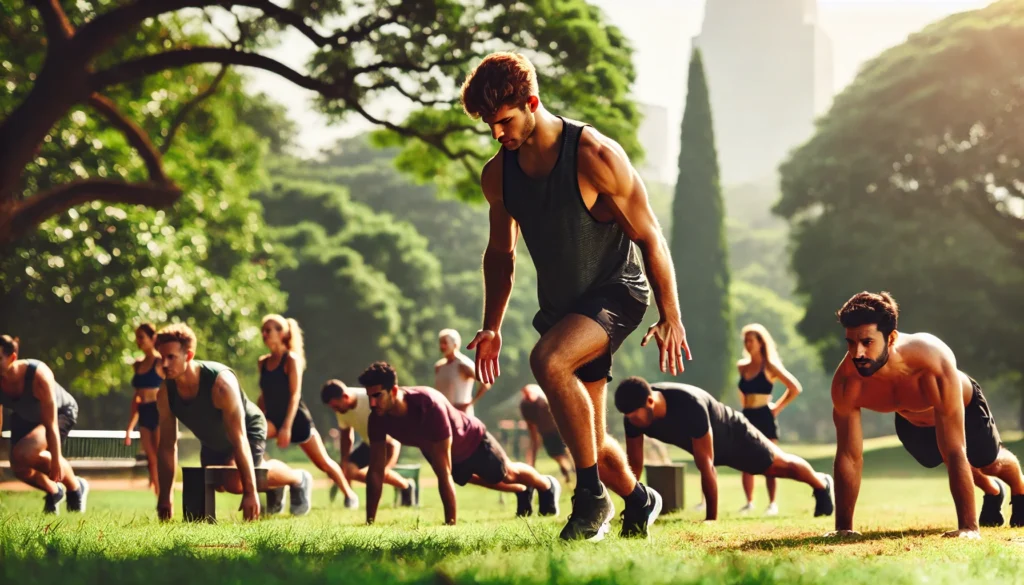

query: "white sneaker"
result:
(765, 502), (779, 516)
(738, 502), (755, 514)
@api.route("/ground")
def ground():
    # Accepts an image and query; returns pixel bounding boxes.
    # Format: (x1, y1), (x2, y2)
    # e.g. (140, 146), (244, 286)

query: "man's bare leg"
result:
(763, 442), (834, 517)
(469, 476), (527, 492)
(529, 315), (609, 477)
(554, 454), (574, 484)
(971, 466), (1001, 496)
(12, 427), (79, 494)
(977, 448), (1024, 527)
(582, 378), (635, 498)
(979, 448), (1024, 495)
(343, 462), (409, 489)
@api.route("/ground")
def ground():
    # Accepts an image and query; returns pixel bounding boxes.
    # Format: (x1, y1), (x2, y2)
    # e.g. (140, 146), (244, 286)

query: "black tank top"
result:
(738, 367), (773, 395)
(259, 357), (291, 416)
(502, 117), (650, 330)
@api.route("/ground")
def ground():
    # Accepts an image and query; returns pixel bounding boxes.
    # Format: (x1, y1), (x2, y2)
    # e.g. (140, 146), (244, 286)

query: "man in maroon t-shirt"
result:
(360, 361), (560, 525)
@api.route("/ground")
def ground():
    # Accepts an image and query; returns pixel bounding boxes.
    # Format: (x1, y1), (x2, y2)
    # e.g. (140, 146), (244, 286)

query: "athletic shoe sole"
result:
(541, 476), (562, 517)
(642, 488), (664, 540)
(587, 503), (616, 543)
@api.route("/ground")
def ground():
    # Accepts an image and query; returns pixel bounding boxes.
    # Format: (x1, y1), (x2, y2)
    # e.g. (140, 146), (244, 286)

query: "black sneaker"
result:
(558, 483), (615, 542)
(266, 486), (286, 515)
(814, 474), (835, 517)
(538, 476), (561, 517)
(620, 483), (663, 539)
(66, 477), (89, 513)
(401, 478), (417, 507)
(1009, 494), (1024, 528)
(289, 470), (313, 516)
(44, 484), (65, 515)
(979, 481), (1005, 527)
(516, 485), (536, 517)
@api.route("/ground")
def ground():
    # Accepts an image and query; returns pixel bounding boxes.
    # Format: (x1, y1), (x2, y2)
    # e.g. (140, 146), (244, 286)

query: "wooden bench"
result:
(1, 430), (145, 478)
(392, 463), (420, 507)
(644, 462), (687, 513)
(181, 465), (274, 522)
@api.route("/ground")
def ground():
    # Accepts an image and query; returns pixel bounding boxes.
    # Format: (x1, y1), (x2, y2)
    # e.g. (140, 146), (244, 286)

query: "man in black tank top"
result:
(153, 324), (314, 521)
(615, 377), (834, 523)
(460, 52), (693, 541)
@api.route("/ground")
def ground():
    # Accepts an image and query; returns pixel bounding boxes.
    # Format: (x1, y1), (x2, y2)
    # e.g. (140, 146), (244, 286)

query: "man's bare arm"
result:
(625, 435), (645, 483)
(480, 157), (518, 333)
(31, 365), (62, 482)
(691, 431), (718, 521)
(210, 372), (258, 499)
(924, 363), (977, 535)
(578, 131), (690, 374)
(366, 440), (388, 524)
(423, 438), (458, 525)
(831, 371), (864, 534)
(526, 422), (541, 467)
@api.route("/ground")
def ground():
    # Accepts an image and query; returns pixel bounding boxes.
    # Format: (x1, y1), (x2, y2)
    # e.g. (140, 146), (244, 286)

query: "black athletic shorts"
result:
(895, 377), (1001, 469)
(200, 437), (266, 468)
(348, 442), (371, 469)
(136, 401), (159, 431)
(716, 416), (776, 475)
(10, 402), (78, 448)
(542, 431), (568, 458)
(742, 406), (779, 441)
(267, 401), (315, 445)
(534, 283), (648, 383)
(451, 432), (509, 486)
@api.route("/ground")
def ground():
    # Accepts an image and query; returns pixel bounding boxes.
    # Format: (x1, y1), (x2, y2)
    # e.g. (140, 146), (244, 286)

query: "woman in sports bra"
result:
(736, 323), (803, 516)
(124, 323), (163, 494)
(258, 315), (358, 506)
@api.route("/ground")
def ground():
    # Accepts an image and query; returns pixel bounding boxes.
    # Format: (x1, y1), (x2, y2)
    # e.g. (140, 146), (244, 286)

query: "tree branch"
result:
(160, 65), (229, 154)
(87, 93), (169, 183)
(349, 102), (483, 162)
(7, 180), (182, 242)
(91, 47), (349, 98)
(363, 77), (456, 108)
(29, 0), (74, 43)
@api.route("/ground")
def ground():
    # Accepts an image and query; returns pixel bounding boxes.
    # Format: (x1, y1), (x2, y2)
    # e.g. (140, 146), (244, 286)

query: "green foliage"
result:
(670, 50), (733, 398)
(775, 0), (1024, 381)
(0, 4), (284, 398)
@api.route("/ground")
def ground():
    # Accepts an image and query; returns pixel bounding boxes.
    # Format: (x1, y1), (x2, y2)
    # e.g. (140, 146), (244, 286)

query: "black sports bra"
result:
(738, 367), (773, 395)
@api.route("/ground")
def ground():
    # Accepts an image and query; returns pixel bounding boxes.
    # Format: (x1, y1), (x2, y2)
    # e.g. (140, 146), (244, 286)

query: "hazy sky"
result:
(246, 0), (992, 160)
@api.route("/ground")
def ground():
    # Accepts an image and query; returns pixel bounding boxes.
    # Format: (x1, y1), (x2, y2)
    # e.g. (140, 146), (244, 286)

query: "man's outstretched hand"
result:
(641, 317), (692, 375)
(467, 330), (503, 385)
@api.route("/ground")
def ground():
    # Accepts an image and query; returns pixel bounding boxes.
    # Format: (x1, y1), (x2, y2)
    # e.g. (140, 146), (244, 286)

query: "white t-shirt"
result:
(435, 353), (477, 405)
(333, 387), (371, 444)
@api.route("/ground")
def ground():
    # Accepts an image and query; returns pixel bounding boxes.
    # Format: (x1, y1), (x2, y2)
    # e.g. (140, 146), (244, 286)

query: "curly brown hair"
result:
(358, 361), (397, 389)
(460, 51), (538, 119)
(837, 291), (900, 338)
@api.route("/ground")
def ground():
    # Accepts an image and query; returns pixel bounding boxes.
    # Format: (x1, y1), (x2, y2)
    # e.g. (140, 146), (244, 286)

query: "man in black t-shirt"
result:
(615, 377), (835, 522)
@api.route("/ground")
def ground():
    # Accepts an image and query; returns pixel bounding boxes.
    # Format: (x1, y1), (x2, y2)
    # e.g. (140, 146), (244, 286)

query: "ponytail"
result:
(285, 318), (306, 372)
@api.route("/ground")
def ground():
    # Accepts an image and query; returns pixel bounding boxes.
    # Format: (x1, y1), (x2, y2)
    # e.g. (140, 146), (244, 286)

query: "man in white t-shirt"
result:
(320, 379), (415, 507)
(435, 329), (490, 416)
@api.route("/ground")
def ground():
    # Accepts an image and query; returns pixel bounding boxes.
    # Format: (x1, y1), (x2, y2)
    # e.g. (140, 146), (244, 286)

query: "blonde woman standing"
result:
(736, 323), (802, 516)
(258, 315), (358, 508)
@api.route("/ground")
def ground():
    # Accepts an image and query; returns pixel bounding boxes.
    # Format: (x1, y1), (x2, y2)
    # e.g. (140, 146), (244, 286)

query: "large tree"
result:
(775, 0), (1024, 379)
(0, 5), (286, 399)
(1, 0), (641, 245)
(670, 49), (733, 397)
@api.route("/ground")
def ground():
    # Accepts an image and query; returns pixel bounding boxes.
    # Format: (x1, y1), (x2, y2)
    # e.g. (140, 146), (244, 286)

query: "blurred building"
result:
(636, 102), (671, 185)
(693, 0), (833, 185)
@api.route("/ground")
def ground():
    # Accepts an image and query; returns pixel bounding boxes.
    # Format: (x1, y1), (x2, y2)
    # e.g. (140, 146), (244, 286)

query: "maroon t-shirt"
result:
(368, 386), (486, 463)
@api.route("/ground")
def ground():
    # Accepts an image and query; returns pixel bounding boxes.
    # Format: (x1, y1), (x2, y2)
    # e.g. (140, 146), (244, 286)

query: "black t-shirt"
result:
(623, 383), (746, 456)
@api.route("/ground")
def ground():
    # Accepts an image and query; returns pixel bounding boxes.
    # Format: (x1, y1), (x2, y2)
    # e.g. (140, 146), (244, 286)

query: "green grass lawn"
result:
(2, 436), (1023, 585)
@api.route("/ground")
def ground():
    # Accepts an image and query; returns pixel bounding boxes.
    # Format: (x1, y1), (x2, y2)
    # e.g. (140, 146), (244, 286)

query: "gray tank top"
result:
(502, 117), (650, 331)
(0, 359), (76, 423)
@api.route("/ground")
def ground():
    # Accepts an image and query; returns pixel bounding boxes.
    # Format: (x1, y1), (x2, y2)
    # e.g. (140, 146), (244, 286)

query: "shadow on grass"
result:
(732, 528), (946, 552)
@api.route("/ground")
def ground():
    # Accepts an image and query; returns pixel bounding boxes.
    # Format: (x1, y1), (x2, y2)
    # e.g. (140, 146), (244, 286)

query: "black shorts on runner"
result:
(451, 432), (509, 486)
(200, 437), (266, 468)
(542, 431), (568, 458)
(895, 377), (1002, 469)
(534, 283), (648, 383)
(267, 401), (315, 445)
(715, 415), (776, 476)
(348, 442), (371, 469)
(742, 406), (779, 441)
(10, 402), (77, 448)
(136, 401), (159, 431)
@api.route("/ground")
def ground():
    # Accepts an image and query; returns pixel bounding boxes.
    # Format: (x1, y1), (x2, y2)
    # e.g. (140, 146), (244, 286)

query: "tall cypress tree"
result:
(670, 49), (733, 397)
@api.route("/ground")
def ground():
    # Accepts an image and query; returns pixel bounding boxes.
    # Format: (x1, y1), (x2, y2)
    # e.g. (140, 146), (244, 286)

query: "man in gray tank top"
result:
(460, 52), (693, 541)
(153, 323), (313, 521)
(0, 334), (88, 514)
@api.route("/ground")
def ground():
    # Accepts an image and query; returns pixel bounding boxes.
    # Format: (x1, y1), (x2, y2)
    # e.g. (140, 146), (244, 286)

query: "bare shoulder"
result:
(480, 151), (504, 204)
(831, 360), (859, 408)
(577, 126), (631, 190)
(433, 358), (447, 370)
(457, 352), (475, 368)
(899, 332), (956, 373)
(257, 353), (269, 367)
